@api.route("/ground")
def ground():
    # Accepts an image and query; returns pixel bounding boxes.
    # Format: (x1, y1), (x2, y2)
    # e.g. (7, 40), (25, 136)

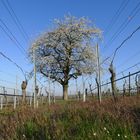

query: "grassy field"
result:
(0, 96), (140, 140)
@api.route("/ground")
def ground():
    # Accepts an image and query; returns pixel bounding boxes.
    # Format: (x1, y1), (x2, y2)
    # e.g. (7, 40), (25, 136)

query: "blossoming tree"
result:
(29, 16), (101, 100)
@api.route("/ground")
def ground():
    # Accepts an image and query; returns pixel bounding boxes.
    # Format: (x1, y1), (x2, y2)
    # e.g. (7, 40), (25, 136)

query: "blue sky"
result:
(0, 0), (140, 95)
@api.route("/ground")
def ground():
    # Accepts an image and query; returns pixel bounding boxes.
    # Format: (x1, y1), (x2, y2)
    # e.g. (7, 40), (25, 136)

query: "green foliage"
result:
(16, 119), (50, 140)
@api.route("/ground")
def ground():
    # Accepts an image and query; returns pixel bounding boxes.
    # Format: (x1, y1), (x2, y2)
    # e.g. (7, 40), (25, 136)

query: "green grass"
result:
(0, 96), (140, 140)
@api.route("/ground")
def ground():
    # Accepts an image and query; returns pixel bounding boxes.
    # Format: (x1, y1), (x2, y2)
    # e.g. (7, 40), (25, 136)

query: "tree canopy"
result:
(29, 15), (101, 100)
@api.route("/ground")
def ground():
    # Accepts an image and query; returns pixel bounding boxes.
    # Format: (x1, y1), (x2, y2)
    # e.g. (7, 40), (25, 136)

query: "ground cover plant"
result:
(0, 96), (140, 140)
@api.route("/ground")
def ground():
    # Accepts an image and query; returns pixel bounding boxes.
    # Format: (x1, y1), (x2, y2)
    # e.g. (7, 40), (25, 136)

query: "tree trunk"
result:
(110, 76), (116, 101)
(22, 89), (26, 103)
(63, 84), (68, 100)
(21, 81), (27, 104)
(109, 64), (117, 102)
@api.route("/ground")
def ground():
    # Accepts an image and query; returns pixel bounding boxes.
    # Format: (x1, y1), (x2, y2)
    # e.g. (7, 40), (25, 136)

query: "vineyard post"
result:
(0, 96), (3, 110)
(135, 74), (140, 95)
(3, 87), (7, 106)
(82, 76), (86, 102)
(96, 44), (101, 103)
(89, 84), (93, 97)
(75, 78), (79, 101)
(33, 49), (37, 108)
(128, 72), (131, 96)
(123, 83), (126, 97)
(14, 96), (16, 109)
(14, 75), (18, 109)
(109, 63), (117, 101)
(53, 95), (55, 103)
(37, 100), (39, 108)
(48, 73), (51, 105)
(30, 96), (32, 106)
(13, 89), (16, 109)
(95, 77), (100, 101)
(41, 95), (43, 105)
(53, 82), (56, 103)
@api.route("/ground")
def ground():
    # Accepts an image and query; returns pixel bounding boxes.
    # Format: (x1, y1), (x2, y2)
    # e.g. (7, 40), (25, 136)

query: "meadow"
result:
(0, 96), (140, 140)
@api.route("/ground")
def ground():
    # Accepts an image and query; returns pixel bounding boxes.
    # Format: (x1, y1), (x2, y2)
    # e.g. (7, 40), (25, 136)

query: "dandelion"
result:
(93, 132), (96, 136)
(124, 135), (127, 138)
(104, 127), (107, 131)
(23, 134), (26, 138)
(118, 134), (120, 137)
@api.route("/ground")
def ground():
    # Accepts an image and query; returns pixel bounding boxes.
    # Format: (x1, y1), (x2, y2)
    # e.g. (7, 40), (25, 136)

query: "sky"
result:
(0, 0), (140, 96)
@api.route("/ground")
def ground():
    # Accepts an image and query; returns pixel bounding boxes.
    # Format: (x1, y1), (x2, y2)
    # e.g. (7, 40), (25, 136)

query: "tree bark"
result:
(109, 64), (117, 101)
(22, 89), (26, 103)
(63, 84), (68, 100)
(21, 81), (27, 104)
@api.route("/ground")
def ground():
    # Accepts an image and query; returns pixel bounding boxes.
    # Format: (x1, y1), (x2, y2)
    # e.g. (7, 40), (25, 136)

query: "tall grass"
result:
(0, 96), (140, 140)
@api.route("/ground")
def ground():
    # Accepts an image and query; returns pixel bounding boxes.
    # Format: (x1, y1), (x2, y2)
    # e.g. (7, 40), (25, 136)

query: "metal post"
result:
(96, 44), (101, 103)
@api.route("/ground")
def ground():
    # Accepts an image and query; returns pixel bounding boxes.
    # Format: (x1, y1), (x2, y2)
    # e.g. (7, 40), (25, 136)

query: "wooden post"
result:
(109, 63), (117, 101)
(138, 74), (140, 95)
(95, 77), (100, 101)
(123, 83), (126, 97)
(128, 72), (131, 96)
(96, 44), (101, 103)
(89, 84), (93, 97)
(21, 81), (27, 104)
(85, 88), (88, 97)
(53, 82), (56, 103)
